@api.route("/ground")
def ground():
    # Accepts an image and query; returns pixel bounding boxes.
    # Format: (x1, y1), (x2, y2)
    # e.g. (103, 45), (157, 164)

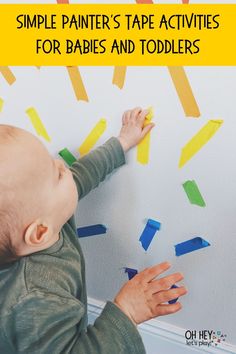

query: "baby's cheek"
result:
(71, 180), (78, 207)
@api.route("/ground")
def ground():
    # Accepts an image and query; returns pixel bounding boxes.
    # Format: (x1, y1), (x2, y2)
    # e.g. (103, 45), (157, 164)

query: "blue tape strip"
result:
(175, 237), (210, 256)
(168, 284), (179, 304)
(77, 224), (107, 238)
(124, 268), (138, 280)
(139, 219), (161, 251)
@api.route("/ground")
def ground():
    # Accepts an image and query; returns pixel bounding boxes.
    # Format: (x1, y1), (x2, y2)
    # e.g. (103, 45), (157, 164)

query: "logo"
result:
(185, 330), (227, 348)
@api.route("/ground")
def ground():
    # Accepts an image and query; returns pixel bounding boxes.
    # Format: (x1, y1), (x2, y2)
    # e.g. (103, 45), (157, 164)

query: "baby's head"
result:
(0, 124), (78, 265)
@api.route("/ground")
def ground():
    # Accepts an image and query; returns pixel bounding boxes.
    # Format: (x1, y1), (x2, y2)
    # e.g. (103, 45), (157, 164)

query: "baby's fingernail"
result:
(181, 287), (188, 294)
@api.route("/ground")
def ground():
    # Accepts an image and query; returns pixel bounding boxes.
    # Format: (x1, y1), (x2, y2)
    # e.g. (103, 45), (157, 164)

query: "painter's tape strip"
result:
(0, 67), (16, 85)
(175, 237), (210, 256)
(59, 148), (76, 166)
(168, 285), (179, 304)
(26, 107), (51, 142)
(124, 268), (138, 280)
(77, 224), (107, 238)
(168, 67), (200, 118)
(78, 118), (107, 156)
(139, 219), (161, 251)
(112, 67), (127, 89)
(67, 67), (89, 102)
(182, 180), (206, 207)
(179, 120), (223, 168)
(137, 107), (154, 165)
(0, 98), (4, 112)
(145, 107), (154, 121)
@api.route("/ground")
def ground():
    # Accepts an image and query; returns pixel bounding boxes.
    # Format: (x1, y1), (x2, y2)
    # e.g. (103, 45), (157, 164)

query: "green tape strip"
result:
(59, 148), (76, 166)
(182, 180), (206, 207)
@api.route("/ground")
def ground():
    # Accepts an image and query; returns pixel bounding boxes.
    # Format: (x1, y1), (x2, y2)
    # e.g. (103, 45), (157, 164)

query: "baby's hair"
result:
(0, 205), (19, 265)
(0, 124), (21, 265)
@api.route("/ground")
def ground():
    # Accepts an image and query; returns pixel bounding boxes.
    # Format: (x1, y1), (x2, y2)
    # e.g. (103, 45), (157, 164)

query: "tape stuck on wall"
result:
(139, 219), (161, 251)
(77, 224), (107, 238)
(26, 107), (51, 142)
(175, 237), (210, 256)
(179, 120), (223, 168)
(59, 148), (77, 166)
(0, 98), (4, 112)
(182, 180), (206, 207)
(124, 268), (138, 280)
(0, 66), (16, 85)
(78, 118), (107, 156)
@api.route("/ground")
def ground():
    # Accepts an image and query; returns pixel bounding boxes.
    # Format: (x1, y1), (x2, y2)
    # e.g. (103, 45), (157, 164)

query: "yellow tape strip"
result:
(78, 118), (107, 156)
(137, 107), (154, 165)
(0, 66), (16, 85)
(112, 66), (127, 89)
(0, 98), (4, 112)
(168, 67), (200, 118)
(26, 107), (51, 142)
(67, 66), (89, 102)
(179, 119), (223, 168)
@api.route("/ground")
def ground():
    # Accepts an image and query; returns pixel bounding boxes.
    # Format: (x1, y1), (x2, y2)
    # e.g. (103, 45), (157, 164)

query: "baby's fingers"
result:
(154, 286), (187, 304)
(141, 122), (155, 139)
(140, 262), (171, 283)
(149, 272), (184, 294)
(130, 107), (142, 121)
(137, 109), (150, 126)
(156, 302), (182, 316)
(122, 110), (131, 125)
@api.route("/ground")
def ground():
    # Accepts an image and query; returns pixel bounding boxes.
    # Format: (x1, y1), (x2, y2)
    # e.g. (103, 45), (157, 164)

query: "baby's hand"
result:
(118, 107), (155, 152)
(113, 262), (187, 325)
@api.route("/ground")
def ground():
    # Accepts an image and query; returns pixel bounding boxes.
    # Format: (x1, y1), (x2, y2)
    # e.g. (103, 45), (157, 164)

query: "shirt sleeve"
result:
(2, 292), (146, 354)
(70, 137), (126, 200)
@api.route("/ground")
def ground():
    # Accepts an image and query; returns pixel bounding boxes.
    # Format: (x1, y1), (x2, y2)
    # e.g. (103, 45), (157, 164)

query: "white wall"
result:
(0, 0), (236, 351)
(76, 65), (236, 346)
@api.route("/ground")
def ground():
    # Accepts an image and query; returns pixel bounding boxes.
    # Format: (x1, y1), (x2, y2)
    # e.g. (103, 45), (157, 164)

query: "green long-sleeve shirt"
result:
(0, 137), (146, 354)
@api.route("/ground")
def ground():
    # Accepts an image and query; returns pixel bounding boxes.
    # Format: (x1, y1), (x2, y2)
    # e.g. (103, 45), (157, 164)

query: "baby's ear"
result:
(24, 220), (52, 248)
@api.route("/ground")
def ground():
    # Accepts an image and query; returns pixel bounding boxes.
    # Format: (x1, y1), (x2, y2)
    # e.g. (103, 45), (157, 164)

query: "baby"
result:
(0, 107), (187, 353)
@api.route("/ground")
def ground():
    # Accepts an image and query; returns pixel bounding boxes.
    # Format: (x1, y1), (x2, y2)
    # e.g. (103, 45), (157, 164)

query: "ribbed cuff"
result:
(99, 301), (146, 354)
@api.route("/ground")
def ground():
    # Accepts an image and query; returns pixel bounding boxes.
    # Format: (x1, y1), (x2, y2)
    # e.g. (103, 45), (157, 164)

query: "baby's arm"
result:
(70, 137), (125, 200)
(2, 291), (145, 354)
(70, 107), (154, 199)
(1, 263), (186, 354)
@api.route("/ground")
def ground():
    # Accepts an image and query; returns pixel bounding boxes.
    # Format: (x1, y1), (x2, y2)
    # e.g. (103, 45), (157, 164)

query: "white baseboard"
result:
(87, 297), (236, 354)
